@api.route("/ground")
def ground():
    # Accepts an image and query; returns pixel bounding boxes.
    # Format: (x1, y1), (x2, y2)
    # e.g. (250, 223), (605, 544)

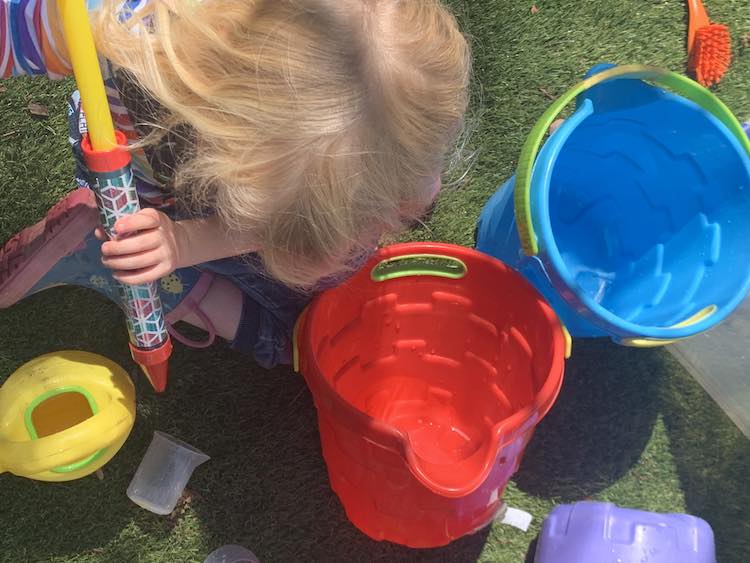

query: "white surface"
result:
(496, 506), (533, 532)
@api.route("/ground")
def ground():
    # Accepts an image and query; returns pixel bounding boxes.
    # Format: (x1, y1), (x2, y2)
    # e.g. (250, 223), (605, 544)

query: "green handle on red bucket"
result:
(515, 64), (750, 256)
(371, 254), (468, 282)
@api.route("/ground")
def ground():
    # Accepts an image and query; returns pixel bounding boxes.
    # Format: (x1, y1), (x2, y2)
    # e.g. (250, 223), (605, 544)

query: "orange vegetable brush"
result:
(687, 0), (732, 87)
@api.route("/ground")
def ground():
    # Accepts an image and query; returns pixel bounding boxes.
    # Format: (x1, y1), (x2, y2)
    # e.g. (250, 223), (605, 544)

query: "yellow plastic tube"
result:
(55, 0), (116, 151)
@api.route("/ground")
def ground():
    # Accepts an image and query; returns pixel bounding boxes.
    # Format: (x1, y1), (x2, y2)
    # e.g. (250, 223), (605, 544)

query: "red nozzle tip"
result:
(141, 360), (170, 393)
(129, 338), (173, 393)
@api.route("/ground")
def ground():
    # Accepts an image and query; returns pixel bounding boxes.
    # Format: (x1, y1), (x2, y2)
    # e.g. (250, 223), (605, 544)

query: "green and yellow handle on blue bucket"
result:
(512, 64), (750, 348)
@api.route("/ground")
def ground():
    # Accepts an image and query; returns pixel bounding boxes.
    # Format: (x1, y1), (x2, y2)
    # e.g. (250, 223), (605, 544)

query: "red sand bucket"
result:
(296, 243), (568, 547)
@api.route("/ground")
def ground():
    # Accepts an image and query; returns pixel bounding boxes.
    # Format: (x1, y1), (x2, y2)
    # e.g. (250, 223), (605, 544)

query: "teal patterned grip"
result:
(88, 165), (169, 351)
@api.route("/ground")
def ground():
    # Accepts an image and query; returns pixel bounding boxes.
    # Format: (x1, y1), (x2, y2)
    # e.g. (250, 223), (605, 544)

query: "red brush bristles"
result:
(689, 23), (732, 87)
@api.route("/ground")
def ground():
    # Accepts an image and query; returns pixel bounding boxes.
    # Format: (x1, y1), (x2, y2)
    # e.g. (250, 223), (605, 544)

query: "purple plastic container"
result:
(535, 502), (716, 563)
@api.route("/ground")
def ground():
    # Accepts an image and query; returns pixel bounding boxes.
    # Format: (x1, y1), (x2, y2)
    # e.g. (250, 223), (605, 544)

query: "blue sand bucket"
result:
(476, 64), (750, 346)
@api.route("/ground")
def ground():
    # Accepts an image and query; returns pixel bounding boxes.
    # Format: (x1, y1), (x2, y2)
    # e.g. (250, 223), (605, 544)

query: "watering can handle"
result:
(0, 403), (133, 477)
(515, 64), (750, 256)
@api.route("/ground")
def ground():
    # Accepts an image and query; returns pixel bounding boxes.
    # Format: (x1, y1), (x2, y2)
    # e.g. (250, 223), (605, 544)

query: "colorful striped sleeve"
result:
(1, 1), (159, 79)
(1, 0), (72, 78)
(2, 0), (170, 203)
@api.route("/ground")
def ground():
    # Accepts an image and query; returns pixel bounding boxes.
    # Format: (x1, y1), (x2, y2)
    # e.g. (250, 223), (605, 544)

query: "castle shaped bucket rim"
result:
(297, 242), (566, 498)
(514, 64), (750, 343)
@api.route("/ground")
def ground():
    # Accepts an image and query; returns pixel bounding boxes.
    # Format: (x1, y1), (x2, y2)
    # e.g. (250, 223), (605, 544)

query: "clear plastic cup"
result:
(126, 431), (210, 515)
(204, 545), (260, 563)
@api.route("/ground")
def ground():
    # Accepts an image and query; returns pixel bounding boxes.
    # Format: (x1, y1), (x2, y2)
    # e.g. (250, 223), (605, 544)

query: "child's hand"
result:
(97, 209), (185, 285)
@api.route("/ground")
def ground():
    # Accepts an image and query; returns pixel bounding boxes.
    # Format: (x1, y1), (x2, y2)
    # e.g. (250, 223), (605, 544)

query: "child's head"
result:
(96, 0), (471, 288)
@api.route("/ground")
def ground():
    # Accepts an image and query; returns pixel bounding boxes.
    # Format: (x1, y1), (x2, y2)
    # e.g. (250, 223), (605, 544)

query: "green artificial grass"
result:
(1, 1), (749, 561)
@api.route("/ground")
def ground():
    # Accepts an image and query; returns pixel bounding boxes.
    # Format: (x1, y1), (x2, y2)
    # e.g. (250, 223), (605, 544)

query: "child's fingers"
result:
(102, 248), (165, 271)
(101, 231), (163, 257)
(94, 227), (108, 241)
(113, 264), (168, 286)
(113, 209), (162, 235)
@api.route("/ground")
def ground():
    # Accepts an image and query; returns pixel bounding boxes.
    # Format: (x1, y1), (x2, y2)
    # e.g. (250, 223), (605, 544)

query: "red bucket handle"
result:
(371, 253), (467, 282)
(368, 242), (503, 283)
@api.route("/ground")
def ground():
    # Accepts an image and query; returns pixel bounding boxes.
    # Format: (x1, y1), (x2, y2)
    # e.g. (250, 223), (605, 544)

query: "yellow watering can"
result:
(0, 351), (136, 482)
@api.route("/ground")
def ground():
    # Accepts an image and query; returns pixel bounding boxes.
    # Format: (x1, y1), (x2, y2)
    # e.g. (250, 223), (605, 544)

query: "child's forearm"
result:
(174, 215), (259, 268)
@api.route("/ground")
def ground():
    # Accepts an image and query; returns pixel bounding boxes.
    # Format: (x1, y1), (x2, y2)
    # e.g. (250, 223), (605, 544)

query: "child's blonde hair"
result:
(95, 0), (471, 288)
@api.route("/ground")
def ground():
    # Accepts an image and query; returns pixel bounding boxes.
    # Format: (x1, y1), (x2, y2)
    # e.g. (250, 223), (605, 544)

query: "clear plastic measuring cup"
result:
(204, 545), (260, 563)
(127, 431), (210, 515)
